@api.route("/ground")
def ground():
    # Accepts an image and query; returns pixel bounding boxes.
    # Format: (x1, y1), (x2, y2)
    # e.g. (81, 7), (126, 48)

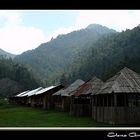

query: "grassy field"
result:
(0, 101), (112, 127)
(0, 99), (139, 127)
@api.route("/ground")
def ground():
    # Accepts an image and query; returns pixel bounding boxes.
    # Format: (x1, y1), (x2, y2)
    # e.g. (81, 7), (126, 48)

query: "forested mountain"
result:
(14, 24), (116, 85)
(2, 23), (140, 97)
(0, 56), (42, 97)
(1, 23), (140, 97)
(0, 49), (15, 59)
(65, 25), (140, 84)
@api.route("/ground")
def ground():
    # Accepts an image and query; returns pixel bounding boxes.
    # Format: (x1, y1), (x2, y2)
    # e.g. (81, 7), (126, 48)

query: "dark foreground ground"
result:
(0, 99), (139, 127)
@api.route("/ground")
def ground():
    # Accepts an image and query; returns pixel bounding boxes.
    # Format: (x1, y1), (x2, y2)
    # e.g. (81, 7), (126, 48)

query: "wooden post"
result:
(107, 95), (109, 107)
(92, 96), (94, 106)
(114, 93), (117, 124)
(43, 95), (46, 109)
(124, 94), (128, 107)
(95, 96), (97, 120)
(98, 96), (100, 106)
(110, 95), (113, 106)
(102, 95), (105, 122)
(95, 96), (97, 106)
(70, 97), (74, 115)
(136, 94), (138, 107)
(114, 93), (117, 107)
(96, 96), (98, 106)
(103, 95), (104, 107)
(98, 95), (102, 107)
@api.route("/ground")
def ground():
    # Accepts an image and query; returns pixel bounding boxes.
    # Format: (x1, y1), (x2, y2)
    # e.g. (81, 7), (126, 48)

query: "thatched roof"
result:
(95, 67), (140, 95)
(61, 79), (85, 97)
(73, 77), (103, 97)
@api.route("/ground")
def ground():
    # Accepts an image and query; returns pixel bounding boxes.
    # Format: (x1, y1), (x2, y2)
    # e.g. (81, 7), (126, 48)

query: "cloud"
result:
(75, 10), (140, 31)
(0, 26), (46, 54)
(1, 10), (140, 54)
(49, 10), (140, 40)
(0, 10), (22, 27)
(0, 11), (46, 54)
(47, 26), (79, 41)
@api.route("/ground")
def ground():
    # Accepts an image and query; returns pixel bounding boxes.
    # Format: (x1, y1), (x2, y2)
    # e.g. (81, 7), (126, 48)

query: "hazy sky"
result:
(0, 10), (140, 54)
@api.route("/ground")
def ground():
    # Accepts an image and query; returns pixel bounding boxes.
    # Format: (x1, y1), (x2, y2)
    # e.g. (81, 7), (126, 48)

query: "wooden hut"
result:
(11, 90), (30, 105)
(19, 87), (43, 106)
(53, 79), (85, 112)
(92, 67), (140, 125)
(70, 77), (103, 117)
(10, 89), (42, 105)
(28, 85), (64, 109)
(28, 86), (55, 108)
(52, 88), (66, 111)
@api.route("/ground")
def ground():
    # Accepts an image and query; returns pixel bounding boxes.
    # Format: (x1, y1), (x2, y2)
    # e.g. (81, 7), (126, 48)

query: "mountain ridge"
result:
(1, 24), (140, 97)
(0, 48), (15, 59)
(15, 24), (116, 85)
(65, 25), (140, 84)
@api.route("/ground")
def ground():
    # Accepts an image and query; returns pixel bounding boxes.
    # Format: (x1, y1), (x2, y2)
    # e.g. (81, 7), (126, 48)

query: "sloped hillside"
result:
(0, 56), (41, 97)
(15, 24), (116, 85)
(66, 26), (140, 83)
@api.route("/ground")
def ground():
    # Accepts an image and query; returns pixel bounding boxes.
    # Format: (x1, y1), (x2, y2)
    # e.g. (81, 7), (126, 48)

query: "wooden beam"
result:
(114, 93), (117, 107)
(103, 95), (104, 107)
(124, 94), (128, 107)
(136, 94), (138, 107)
(107, 95), (109, 107)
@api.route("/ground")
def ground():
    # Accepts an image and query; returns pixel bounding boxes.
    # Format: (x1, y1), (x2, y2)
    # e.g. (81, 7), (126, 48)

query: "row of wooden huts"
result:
(9, 67), (140, 125)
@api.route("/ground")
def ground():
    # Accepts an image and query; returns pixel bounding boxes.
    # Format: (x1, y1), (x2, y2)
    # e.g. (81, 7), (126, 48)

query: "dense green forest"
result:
(1, 24), (140, 97)
(14, 24), (116, 85)
(64, 26), (140, 84)
(14, 24), (140, 86)
(0, 56), (42, 97)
